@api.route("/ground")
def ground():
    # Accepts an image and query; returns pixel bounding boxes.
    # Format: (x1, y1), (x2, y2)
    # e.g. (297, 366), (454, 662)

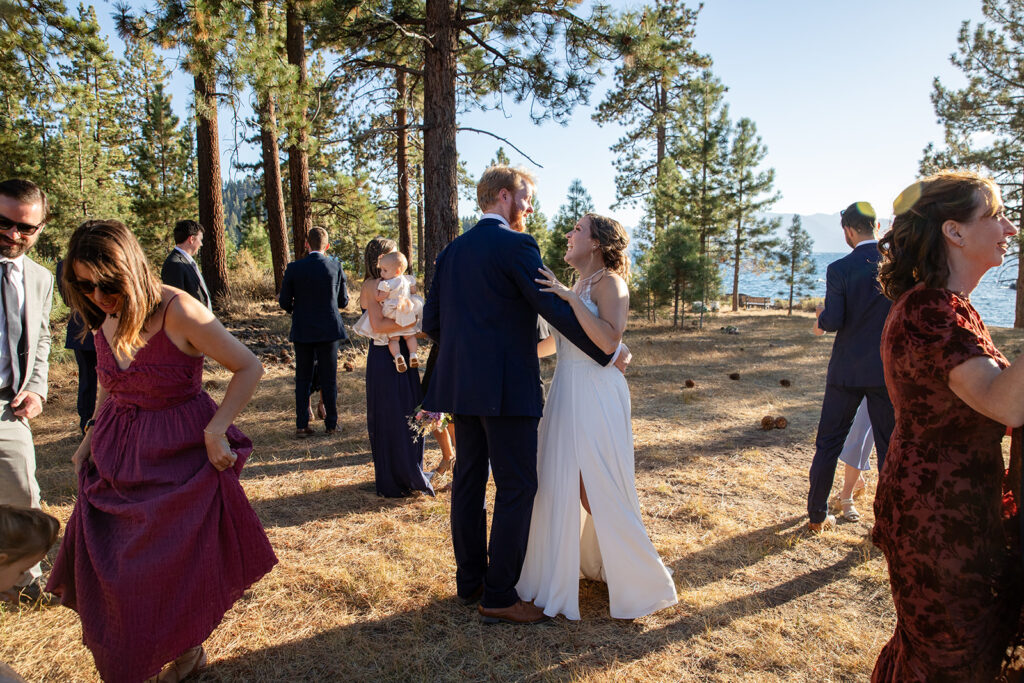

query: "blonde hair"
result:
(0, 505), (59, 564)
(476, 165), (536, 211)
(378, 250), (408, 275)
(363, 237), (397, 280)
(63, 220), (163, 361)
(584, 213), (630, 280)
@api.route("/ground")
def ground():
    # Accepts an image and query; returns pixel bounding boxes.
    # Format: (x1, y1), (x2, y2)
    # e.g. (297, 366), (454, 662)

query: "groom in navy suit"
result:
(807, 202), (895, 531)
(423, 166), (615, 624)
(279, 226), (349, 437)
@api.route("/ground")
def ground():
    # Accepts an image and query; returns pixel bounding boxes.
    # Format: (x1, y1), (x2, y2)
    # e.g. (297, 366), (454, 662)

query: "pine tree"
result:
(926, 0), (1024, 326)
(774, 215), (816, 315)
(723, 117), (780, 311)
(593, 0), (707, 237)
(544, 179), (594, 283)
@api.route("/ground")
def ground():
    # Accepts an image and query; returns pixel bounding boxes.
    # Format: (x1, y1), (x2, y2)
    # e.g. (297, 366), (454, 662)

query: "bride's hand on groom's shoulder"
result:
(536, 266), (574, 301)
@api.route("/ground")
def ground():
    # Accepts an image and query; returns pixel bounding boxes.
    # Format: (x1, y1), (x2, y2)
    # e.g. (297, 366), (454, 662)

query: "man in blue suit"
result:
(423, 165), (616, 624)
(279, 226), (349, 437)
(807, 202), (895, 532)
(56, 260), (96, 434)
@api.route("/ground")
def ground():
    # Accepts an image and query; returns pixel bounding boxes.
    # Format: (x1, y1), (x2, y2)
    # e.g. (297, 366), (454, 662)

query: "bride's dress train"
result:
(516, 299), (677, 620)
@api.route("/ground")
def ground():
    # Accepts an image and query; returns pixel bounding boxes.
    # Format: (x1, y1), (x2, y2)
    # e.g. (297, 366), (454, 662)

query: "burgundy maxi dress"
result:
(47, 301), (277, 682)
(872, 286), (1022, 681)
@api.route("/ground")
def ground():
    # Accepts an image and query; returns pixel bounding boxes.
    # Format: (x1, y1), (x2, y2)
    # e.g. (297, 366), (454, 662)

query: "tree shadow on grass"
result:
(251, 480), (432, 528)
(196, 543), (868, 682)
(241, 450), (372, 479)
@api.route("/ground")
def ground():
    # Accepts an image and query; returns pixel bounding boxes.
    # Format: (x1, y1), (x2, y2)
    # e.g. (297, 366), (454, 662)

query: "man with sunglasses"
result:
(0, 178), (54, 606)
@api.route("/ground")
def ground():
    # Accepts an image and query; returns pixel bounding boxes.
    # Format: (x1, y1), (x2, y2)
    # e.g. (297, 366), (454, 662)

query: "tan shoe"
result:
(478, 600), (549, 625)
(394, 355), (408, 373)
(807, 515), (836, 533)
(145, 646), (206, 683)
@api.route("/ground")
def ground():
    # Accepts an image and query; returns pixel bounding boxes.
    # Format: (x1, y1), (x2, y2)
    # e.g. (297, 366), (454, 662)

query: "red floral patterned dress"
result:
(872, 286), (1022, 681)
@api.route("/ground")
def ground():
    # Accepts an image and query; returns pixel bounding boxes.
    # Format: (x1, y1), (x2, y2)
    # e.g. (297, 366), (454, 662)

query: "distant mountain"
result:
(767, 212), (892, 254)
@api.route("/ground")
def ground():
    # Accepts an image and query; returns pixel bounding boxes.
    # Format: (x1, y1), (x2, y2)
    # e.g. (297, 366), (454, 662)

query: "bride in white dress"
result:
(516, 213), (677, 620)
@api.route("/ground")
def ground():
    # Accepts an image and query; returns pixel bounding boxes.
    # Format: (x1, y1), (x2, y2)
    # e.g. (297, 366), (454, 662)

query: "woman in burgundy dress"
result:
(873, 170), (1023, 681)
(47, 220), (277, 682)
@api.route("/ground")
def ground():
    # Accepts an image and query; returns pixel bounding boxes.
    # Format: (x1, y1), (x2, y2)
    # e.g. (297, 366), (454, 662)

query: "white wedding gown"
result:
(517, 296), (677, 620)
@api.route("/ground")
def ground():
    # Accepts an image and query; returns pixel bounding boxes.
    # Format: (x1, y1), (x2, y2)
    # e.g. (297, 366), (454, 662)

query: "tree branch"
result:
(457, 127), (543, 167)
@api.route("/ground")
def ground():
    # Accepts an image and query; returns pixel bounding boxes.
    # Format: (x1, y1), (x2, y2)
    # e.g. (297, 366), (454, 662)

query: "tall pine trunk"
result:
(1015, 180), (1024, 327)
(194, 70), (227, 302)
(395, 69), (412, 266)
(416, 163), (424, 275)
(422, 0), (458, 291)
(286, 1), (312, 258)
(255, 0), (290, 291)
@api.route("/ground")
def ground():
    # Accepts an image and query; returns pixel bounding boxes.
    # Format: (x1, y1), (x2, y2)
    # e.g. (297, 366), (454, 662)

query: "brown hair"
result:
(877, 170), (1001, 301)
(63, 219), (163, 361)
(0, 505), (59, 564)
(584, 213), (630, 279)
(476, 165), (536, 211)
(378, 250), (407, 275)
(307, 226), (329, 252)
(0, 179), (49, 225)
(363, 237), (397, 280)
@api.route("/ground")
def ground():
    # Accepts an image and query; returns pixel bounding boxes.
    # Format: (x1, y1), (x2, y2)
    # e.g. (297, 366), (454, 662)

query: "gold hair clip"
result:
(893, 181), (923, 216)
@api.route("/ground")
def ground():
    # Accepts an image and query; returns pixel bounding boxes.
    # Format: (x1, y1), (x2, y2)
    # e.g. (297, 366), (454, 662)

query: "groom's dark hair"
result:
(477, 165), (536, 211)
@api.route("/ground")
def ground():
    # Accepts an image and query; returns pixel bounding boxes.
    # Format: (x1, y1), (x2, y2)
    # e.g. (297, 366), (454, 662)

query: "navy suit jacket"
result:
(55, 260), (93, 351)
(161, 249), (211, 307)
(279, 252), (350, 343)
(422, 218), (614, 417)
(817, 242), (891, 387)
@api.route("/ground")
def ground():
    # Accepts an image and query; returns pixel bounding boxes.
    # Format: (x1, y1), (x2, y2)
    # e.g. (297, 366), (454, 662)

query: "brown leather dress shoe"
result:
(807, 514), (837, 533)
(478, 600), (549, 625)
(295, 427), (315, 439)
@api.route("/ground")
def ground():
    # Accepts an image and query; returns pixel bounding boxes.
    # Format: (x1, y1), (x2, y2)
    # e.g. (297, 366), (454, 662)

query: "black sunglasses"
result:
(73, 278), (120, 296)
(0, 215), (44, 236)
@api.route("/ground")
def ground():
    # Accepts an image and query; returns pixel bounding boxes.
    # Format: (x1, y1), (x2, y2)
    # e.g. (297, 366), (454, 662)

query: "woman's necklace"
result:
(575, 267), (606, 298)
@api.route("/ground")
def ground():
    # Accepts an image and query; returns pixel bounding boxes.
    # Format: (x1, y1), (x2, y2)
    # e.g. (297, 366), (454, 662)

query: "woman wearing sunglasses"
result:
(45, 220), (277, 682)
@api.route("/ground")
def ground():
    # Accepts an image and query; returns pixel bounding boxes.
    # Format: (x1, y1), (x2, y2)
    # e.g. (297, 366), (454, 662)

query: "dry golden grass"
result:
(4, 303), (1024, 681)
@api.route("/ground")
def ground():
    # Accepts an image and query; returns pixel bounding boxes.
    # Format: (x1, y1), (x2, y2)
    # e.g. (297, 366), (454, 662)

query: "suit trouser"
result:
(808, 384), (895, 523)
(451, 414), (539, 609)
(294, 340), (339, 429)
(74, 349), (98, 433)
(0, 390), (42, 585)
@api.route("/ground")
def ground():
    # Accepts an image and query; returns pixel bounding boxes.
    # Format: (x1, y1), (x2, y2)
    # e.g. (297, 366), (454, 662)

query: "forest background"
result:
(2, 0), (1023, 325)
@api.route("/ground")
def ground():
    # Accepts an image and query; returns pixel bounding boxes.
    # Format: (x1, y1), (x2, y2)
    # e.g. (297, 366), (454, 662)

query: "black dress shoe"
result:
(295, 427), (315, 438)
(457, 585), (484, 607)
(325, 426), (340, 434)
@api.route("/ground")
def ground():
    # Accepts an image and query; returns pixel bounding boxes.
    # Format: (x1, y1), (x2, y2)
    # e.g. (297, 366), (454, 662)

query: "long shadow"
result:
(241, 450), (371, 479)
(666, 515), (806, 590)
(196, 544), (869, 681)
(251, 479), (430, 528)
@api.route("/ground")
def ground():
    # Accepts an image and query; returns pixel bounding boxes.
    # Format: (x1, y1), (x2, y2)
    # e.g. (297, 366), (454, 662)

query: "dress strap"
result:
(159, 293), (181, 330)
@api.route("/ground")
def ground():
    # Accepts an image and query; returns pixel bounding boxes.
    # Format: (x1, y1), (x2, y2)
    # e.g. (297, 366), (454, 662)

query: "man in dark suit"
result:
(0, 179), (54, 604)
(423, 165), (616, 624)
(161, 220), (212, 308)
(279, 226), (349, 437)
(807, 202), (895, 532)
(56, 260), (96, 434)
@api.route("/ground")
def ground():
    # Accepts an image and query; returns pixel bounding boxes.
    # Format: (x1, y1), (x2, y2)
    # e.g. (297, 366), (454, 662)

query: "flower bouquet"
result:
(407, 406), (451, 441)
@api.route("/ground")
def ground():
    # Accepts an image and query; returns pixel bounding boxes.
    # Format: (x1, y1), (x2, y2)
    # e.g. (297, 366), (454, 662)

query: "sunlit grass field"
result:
(4, 300), (1022, 681)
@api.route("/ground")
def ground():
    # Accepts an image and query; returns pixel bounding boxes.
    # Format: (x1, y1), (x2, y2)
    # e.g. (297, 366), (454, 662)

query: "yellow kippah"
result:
(893, 181), (923, 216)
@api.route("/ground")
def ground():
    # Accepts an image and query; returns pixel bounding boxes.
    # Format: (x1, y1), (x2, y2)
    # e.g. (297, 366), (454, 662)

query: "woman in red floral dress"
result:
(873, 170), (1023, 681)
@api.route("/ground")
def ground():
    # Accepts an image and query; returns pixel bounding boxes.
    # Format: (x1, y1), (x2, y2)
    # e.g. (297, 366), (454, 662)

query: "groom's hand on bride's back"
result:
(613, 343), (632, 374)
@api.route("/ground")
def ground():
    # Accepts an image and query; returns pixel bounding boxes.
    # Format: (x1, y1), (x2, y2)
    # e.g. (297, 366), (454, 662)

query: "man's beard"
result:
(509, 207), (527, 233)
(0, 235), (32, 258)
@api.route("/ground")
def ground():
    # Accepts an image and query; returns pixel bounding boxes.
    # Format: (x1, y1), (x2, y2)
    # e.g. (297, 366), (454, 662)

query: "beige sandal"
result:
(840, 498), (861, 522)
(394, 355), (408, 373)
(409, 356), (419, 369)
(145, 646), (206, 683)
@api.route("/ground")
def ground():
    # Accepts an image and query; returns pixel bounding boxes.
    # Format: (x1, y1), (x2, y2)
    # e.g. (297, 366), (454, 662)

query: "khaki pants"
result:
(0, 389), (42, 585)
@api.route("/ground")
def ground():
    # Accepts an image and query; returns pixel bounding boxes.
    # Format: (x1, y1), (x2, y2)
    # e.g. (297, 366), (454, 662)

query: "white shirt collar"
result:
(854, 238), (878, 248)
(480, 213), (510, 229)
(174, 245), (196, 263)
(308, 250), (323, 256)
(0, 255), (26, 272)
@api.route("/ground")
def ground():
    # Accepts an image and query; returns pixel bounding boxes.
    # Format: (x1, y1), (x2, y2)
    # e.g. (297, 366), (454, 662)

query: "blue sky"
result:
(98, 0), (985, 233)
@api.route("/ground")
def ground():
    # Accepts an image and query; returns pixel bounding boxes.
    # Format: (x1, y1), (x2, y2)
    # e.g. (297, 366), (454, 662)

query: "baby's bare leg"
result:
(388, 337), (401, 358)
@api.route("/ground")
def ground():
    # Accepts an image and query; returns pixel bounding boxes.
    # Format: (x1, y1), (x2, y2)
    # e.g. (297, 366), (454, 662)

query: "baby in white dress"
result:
(366, 251), (422, 372)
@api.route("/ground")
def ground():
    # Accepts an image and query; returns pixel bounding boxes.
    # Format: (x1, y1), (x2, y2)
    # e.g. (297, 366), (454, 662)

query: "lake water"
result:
(724, 252), (1019, 328)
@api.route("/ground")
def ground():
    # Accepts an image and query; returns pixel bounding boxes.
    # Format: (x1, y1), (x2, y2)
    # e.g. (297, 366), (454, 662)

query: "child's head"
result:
(378, 251), (408, 280)
(0, 505), (59, 592)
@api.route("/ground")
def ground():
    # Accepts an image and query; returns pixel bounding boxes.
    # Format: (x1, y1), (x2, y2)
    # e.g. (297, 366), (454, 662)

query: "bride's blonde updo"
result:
(584, 213), (629, 280)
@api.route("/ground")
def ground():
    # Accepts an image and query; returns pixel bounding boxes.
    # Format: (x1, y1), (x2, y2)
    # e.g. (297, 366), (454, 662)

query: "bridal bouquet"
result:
(407, 407), (450, 440)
